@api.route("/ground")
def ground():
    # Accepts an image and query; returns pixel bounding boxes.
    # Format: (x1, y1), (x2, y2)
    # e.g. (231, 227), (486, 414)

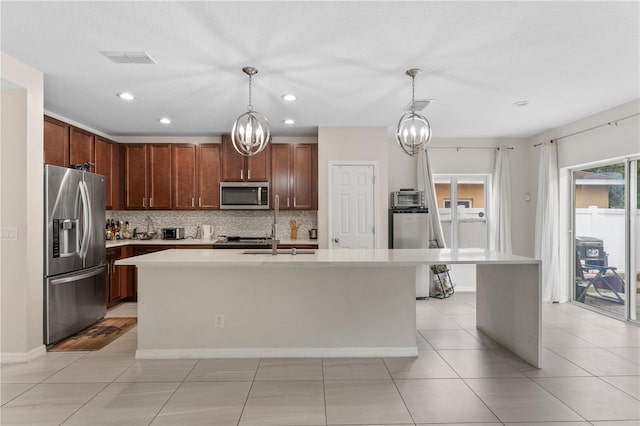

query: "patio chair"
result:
(575, 256), (625, 305)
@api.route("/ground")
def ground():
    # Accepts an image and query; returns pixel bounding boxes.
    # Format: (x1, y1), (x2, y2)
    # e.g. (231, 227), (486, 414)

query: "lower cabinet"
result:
(106, 247), (125, 308)
(106, 246), (137, 308)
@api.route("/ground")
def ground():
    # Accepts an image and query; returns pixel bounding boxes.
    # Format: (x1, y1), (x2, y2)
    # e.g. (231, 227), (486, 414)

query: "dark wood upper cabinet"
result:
(171, 144), (221, 210)
(221, 135), (271, 182)
(148, 144), (172, 209)
(198, 144), (221, 209)
(172, 144), (197, 209)
(94, 136), (117, 209)
(292, 144), (316, 210)
(270, 143), (317, 210)
(271, 144), (292, 208)
(124, 144), (171, 209)
(69, 126), (94, 168)
(44, 116), (69, 167)
(124, 144), (148, 209)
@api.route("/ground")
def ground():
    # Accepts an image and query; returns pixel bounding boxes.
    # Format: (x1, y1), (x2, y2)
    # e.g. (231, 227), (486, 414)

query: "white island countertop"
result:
(125, 247), (541, 366)
(116, 248), (539, 267)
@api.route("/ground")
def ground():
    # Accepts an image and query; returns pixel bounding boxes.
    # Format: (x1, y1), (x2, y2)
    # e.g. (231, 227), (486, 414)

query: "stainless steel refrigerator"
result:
(388, 207), (430, 298)
(44, 164), (106, 345)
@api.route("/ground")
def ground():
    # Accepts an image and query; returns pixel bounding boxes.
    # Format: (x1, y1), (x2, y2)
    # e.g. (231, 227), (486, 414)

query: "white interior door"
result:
(331, 164), (375, 249)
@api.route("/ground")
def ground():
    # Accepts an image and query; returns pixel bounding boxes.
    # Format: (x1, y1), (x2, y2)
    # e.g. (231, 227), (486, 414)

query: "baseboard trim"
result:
(136, 346), (418, 359)
(0, 344), (47, 364)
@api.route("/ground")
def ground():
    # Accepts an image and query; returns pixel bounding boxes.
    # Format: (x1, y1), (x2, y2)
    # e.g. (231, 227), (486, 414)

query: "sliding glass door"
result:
(572, 158), (639, 323)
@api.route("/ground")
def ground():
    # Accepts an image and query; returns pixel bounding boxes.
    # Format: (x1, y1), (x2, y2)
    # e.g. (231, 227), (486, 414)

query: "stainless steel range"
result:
(212, 236), (274, 249)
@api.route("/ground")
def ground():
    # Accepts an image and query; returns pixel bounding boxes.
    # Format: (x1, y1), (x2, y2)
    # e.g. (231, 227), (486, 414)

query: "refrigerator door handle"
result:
(78, 181), (92, 259)
(50, 266), (105, 285)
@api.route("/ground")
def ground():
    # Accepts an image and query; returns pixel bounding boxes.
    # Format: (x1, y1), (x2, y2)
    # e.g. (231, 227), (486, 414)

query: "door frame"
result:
(327, 161), (379, 249)
(568, 156), (638, 323)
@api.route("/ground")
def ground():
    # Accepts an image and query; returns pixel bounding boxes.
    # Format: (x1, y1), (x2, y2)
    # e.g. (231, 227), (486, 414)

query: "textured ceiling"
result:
(1, 1), (638, 138)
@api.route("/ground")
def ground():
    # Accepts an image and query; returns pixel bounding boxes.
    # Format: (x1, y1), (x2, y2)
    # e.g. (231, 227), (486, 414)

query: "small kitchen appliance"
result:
(162, 227), (185, 240)
(391, 189), (425, 209)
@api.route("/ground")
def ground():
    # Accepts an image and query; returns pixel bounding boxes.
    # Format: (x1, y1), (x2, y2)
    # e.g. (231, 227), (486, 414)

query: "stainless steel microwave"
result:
(220, 182), (269, 209)
(391, 189), (425, 209)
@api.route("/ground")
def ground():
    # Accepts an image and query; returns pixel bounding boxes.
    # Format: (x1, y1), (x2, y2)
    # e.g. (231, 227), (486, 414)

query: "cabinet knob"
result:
(192, 198), (195, 208)
(294, 197), (297, 207)
(248, 169), (251, 180)
(142, 198), (146, 208)
(333, 238), (340, 243)
(240, 169), (243, 180)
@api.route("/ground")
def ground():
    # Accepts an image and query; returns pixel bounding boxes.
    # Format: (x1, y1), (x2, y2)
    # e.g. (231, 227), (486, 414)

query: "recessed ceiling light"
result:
(512, 100), (530, 107)
(281, 94), (297, 102)
(158, 117), (172, 124)
(117, 92), (135, 101)
(283, 119), (295, 125)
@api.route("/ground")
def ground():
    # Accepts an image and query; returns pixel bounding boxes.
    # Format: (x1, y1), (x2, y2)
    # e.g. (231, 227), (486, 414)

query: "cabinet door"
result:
(172, 144), (197, 209)
(221, 135), (245, 181)
(246, 145), (271, 182)
(94, 136), (114, 209)
(291, 144), (315, 210)
(124, 144), (148, 209)
(198, 144), (221, 209)
(44, 116), (69, 167)
(148, 144), (172, 209)
(271, 144), (291, 209)
(109, 261), (122, 304)
(69, 127), (94, 168)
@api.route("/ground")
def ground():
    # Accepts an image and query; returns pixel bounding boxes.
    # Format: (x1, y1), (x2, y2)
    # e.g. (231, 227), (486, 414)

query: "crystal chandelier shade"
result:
(231, 67), (271, 157)
(396, 68), (432, 156)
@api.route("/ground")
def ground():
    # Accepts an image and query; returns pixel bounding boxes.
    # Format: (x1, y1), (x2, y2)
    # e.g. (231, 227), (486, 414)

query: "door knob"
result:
(333, 238), (340, 243)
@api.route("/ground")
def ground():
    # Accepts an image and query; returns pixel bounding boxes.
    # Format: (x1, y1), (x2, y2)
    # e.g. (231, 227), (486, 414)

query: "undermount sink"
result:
(242, 249), (316, 255)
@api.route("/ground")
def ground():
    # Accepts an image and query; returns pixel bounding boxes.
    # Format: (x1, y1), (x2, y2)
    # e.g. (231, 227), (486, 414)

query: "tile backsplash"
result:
(106, 210), (317, 240)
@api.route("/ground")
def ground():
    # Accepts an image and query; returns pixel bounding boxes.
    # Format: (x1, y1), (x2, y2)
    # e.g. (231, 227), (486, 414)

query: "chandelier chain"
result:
(411, 75), (416, 114)
(247, 74), (253, 112)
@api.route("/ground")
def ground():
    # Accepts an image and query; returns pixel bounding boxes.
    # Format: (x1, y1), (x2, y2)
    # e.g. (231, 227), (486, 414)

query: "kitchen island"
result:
(117, 249), (541, 367)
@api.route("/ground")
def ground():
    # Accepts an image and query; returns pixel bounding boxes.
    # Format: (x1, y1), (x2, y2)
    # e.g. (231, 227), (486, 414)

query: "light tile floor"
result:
(1, 294), (638, 425)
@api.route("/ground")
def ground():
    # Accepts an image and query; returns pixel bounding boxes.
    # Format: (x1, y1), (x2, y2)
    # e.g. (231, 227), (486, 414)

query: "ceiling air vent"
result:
(100, 51), (156, 64)
(404, 99), (433, 111)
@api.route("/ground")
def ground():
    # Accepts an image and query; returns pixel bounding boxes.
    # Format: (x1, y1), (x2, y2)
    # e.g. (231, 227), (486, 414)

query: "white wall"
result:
(1, 52), (45, 362)
(318, 127), (389, 249)
(530, 99), (640, 303)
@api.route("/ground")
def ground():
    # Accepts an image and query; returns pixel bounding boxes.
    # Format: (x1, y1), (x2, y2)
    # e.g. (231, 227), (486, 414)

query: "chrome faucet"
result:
(145, 215), (156, 235)
(271, 194), (279, 255)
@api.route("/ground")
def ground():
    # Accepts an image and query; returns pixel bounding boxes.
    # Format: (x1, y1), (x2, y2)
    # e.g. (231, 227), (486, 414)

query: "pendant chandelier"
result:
(396, 68), (432, 156)
(231, 66), (271, 156)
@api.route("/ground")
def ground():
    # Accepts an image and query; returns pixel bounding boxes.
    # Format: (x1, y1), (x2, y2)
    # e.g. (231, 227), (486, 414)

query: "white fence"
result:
(575, 207), (640, 275)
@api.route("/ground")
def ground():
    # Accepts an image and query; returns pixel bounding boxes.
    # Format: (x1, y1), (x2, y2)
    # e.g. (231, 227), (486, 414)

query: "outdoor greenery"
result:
(590, 163), (640, 209)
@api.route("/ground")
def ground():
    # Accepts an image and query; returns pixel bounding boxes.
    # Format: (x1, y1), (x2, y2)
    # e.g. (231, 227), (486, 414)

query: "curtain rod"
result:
(428, 146), (514, 151)
(533, 112), (640, 147)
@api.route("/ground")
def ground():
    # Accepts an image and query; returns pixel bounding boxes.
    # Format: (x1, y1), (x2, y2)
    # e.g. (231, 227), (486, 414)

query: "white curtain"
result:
(535, 141), (563, 302)
(417, 148), (446, 248)
(489, 146), (513, 253)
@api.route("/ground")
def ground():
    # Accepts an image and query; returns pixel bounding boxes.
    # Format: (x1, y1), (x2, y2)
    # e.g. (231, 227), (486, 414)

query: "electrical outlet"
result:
(215, 313), (224, 327)
(1, 227), (18, 241)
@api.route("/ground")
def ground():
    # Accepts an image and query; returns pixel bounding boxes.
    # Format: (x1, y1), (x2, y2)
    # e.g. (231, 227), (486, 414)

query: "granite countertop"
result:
(106, 238), (318, 249)
(116, 248), (540, 267)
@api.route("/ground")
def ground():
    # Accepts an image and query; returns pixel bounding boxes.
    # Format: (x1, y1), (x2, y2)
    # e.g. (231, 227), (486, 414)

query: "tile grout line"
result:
(236, 357), (261, 426)
(321, 358), (328, 426)
(382, 356), (417, 425)
(145, 358), (200, 426)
